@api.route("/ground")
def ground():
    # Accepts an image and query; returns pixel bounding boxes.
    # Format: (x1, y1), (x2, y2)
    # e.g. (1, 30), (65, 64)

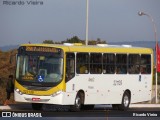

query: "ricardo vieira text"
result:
(3, 0), (43, 5)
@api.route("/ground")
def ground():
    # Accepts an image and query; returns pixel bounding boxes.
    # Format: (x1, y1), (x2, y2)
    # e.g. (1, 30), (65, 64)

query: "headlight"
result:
(51, 90), (62, 97)
(15, 88), (23, 95)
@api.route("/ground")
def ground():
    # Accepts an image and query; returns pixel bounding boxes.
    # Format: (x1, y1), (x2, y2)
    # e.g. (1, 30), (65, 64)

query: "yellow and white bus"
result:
(15, 43), (153, 111)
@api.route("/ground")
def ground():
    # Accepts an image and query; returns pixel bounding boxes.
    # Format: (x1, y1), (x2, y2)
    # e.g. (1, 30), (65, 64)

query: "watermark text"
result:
(2, 0), (44, 5)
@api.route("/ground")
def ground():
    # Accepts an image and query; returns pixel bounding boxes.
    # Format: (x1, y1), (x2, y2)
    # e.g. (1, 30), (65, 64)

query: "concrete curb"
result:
(0, 104), (31, 110)
(0, 105), (12, 110)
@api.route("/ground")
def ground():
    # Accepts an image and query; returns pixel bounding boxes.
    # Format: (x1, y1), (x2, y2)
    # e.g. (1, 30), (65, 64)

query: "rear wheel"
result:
(32, 103), (43, 110)
(118, 91), (130, 111)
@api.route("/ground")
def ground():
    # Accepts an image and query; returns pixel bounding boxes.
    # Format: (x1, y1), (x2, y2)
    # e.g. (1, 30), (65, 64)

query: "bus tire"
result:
(32, 103), (43, 110)
(118, 91), (130, 111)
(70, 92), (84, 112)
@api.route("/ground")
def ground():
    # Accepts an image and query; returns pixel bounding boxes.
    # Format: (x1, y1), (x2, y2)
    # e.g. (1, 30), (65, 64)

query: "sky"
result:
(0, 0), (160, 47)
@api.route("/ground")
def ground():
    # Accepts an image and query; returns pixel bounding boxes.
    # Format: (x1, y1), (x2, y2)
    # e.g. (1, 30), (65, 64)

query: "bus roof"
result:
(20, 43), (153, 54)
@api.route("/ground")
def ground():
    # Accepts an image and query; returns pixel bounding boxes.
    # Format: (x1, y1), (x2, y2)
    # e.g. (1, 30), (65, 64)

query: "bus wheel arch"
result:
(119, 90), (131, 111)
(70, 90), (85, 111)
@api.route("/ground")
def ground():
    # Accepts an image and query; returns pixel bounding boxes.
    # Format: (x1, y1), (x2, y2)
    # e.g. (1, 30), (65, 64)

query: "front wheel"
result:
(118, 91), (131, 111)
(70, 92), (84, 111)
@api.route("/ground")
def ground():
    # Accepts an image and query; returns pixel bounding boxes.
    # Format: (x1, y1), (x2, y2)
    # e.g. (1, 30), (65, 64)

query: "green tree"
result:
(43, 40), (54, 44)
(42, 36), (107, 45)
(88, 40), (97, 45)
(62, 36), (83, 44)
(88, 38), (106, 45)
(96, 38), (106, 44)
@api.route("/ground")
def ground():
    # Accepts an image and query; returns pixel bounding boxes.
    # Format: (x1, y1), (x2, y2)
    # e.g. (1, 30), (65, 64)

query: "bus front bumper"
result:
(14, 90), (64, 105)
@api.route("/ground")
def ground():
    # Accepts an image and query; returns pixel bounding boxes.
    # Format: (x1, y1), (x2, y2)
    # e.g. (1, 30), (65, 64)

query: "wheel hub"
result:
(75, 96), (81, 108)
(123, 95), (129, 107)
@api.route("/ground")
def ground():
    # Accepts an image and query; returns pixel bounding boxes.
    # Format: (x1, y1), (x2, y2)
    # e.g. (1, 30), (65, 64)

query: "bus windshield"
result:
(16, 54), (63, 86)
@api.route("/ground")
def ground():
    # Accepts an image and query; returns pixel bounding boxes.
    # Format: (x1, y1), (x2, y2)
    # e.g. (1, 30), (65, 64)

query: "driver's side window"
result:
(66, 53), (75, 82)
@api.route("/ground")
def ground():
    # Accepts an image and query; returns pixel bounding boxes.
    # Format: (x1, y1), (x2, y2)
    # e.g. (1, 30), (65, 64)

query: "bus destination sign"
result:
(26, 46), (58, 53)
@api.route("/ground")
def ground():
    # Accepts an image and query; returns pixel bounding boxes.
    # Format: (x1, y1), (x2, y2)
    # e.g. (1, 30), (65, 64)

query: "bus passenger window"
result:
(76, 53), (89, 74)
(103, 54), (115, 74)
(128, 54), (140, 74)
(116, 54), (127, 74)
(66, 53), (75, 82)
(90, 53), (102, 74)
(140, 55), (151, 74)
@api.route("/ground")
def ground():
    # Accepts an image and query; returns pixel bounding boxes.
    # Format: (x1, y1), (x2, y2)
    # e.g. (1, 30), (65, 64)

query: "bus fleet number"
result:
(113, 80), (122, 86)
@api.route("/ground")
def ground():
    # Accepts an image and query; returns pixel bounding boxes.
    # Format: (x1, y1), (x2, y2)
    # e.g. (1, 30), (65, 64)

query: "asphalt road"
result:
(0, 104), (160, 120)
